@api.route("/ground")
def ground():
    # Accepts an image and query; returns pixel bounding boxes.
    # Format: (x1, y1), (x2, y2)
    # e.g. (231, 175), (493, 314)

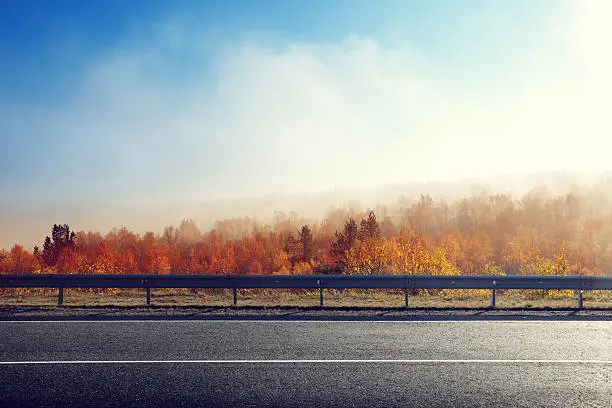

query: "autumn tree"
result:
(75, 231), (103, 262)
(56, 247), (85, 273)
(502, 226), (542, 274)
(93, 240), (117, 273)
(177, 219), (201, 248)
(162, 226), (178, 248)
(106, 227), (139, 273)
(346, 237), (390, 275)
(0, 250), (8, 272)
(42, 224), (76, 266)
(137, 232), (170, 274)
(462, 230), (494, 274)
(342, 213), (387, 275)
(6, 244), (38, 274)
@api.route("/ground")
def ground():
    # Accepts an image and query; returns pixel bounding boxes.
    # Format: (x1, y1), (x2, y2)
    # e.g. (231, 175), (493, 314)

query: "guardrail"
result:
(1, 274), (611, 308)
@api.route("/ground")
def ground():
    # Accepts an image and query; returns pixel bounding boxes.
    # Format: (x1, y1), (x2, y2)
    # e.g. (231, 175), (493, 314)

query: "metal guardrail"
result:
(1, 274), (611, 308)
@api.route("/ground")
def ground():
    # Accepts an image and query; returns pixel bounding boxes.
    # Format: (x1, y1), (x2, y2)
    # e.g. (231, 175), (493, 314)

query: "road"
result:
(0, 320), (611, 407)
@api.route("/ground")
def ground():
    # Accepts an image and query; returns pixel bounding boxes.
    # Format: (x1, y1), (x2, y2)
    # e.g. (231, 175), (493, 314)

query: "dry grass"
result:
(1, 288), (611, 308)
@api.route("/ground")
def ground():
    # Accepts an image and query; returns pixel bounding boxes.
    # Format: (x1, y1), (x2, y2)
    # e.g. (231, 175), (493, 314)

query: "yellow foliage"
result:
(344, 232), (460, 276)
(292, 261), (313, 275)
(273, 265), (291, 275)
(483, 262), (505, 276)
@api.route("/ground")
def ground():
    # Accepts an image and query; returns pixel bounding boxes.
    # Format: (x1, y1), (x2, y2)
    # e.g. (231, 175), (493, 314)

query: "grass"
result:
(1, 288), (611, 308)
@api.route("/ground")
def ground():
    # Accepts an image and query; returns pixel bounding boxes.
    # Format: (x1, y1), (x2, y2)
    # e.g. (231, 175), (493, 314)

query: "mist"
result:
(1, 1), (612, 249)
(2, 170), (611, 250)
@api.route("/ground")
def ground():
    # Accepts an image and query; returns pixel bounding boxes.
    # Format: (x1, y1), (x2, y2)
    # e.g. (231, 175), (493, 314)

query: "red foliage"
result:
(5, 186), (612, 277)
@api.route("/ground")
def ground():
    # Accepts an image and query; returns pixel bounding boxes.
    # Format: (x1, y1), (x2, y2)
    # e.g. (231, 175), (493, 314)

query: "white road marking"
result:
(1, 359), (611, 365)
(0, 319), (601, 324)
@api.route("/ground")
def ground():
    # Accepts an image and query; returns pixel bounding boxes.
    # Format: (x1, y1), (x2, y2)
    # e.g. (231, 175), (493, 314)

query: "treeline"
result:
(2, 185), (612, 277)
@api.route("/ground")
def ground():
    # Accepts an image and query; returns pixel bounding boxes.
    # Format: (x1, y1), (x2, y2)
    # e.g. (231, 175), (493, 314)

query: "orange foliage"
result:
(6, 185), (612, 278)
(3, 245), (39, 274)
(56, 247), (86, 273)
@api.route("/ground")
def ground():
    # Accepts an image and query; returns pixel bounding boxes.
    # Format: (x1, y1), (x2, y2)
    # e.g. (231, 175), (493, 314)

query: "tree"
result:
(93, 240), (117, 273)
(42, 224), (76, 266)
(346, 237), (390, 275)
(297, 225), (314, 263)
(502, 225), (542, 274)
(330, 218), (358, 267)
(463, 230), (493, 274)
(7, 244), (37, 274)
(0, 249), (8, 272)
(284, 233), (298, 265)
(379, 215), (398, 238)
(285, 225), (315, 266)
(137, 232), (170, 274)
(359, 211), (380, 241)
(56, 247), (85, 273)
(162, 226), (178, 247)
(177, 219), (201, 248)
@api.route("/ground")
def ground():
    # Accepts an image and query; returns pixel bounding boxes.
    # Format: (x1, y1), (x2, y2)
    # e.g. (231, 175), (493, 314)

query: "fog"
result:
(1, 1), (612, 249)
(3, 171), (611, 250)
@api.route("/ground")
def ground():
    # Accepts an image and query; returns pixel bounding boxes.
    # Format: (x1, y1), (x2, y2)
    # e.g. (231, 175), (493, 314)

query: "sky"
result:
(1, 0), (612, 247)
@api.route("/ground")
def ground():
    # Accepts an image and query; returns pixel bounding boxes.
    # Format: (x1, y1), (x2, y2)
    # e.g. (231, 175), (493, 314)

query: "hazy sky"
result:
(1, 1), (611, 215)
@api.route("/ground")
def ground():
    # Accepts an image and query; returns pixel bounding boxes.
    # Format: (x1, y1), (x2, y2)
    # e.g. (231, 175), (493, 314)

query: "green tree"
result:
(359, 211), (381, 241)
(297, 225), (314, 262)
(285, 225), (314, 265)
(330, 218), (358, 267)
(42, 224), (76, 266)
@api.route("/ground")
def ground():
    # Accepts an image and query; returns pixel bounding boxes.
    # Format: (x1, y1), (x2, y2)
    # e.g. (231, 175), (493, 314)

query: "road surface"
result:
(1, 320), (611, 407)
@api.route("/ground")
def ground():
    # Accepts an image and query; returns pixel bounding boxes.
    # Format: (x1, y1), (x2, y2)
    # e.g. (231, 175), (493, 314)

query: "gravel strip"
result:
(1, 305), (612, 321)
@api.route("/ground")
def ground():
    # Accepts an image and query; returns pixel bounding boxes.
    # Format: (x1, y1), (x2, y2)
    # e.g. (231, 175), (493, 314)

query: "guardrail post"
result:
(404, 288), (409, 309)
(57, 287), (63, 307)
(577, 289), (583, 309)
(233, 287), (237, 306)
(146, 287), (151, 306)
(317, 280), (323, 307)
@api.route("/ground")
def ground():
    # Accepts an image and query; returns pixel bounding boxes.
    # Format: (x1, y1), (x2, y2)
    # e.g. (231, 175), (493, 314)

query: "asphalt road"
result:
(1, 320), (611, 407)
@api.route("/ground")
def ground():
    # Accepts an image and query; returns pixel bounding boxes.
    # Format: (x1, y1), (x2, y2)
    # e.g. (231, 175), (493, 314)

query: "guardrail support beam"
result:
(2, 274), (611, 309)
(319, 287), (324, 307)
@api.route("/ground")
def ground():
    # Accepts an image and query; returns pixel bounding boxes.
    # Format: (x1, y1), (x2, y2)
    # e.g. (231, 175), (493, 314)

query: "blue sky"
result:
(1, 0), (611, 247)
(1, 0), (566, 102)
